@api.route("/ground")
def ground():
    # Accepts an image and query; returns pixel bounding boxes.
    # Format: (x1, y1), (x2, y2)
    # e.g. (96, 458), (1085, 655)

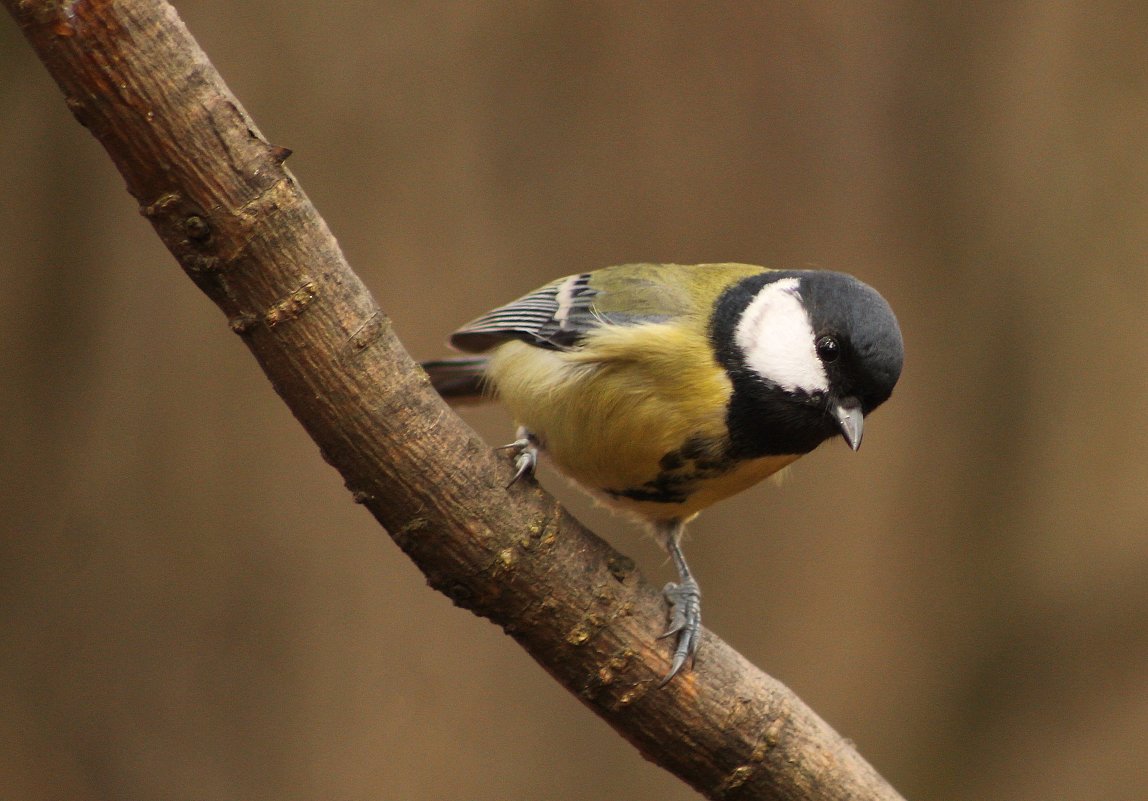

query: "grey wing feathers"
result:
(449, 273), (598, 353)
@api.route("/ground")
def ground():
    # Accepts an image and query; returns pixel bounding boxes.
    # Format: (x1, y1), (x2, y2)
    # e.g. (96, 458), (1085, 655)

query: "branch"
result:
(3, 2), (905, 799)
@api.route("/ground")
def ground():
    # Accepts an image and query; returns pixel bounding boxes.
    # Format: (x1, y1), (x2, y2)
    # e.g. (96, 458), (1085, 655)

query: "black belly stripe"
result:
(607, 440), (738, 505)
(605, 484), (690, 504)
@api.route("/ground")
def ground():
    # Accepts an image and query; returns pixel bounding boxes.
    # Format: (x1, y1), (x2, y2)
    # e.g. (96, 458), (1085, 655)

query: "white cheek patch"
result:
(734, 277), (829, 394)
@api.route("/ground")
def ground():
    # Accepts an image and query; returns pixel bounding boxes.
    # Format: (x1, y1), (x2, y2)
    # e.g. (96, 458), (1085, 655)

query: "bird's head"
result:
(712, 270), (904, 458)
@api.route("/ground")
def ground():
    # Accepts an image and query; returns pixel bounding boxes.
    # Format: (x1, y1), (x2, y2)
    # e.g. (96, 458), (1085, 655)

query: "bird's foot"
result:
(498, 427), (538, 487)
(658, 576), (701, 686)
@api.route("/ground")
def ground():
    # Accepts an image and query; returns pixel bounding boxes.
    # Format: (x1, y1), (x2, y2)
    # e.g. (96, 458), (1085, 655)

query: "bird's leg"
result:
(497, 426), (539, 487)
(656, 518), (701, 685)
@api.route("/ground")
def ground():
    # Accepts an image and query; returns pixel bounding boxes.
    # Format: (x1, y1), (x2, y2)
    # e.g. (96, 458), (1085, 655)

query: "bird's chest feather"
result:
(486, 325), (798, 520)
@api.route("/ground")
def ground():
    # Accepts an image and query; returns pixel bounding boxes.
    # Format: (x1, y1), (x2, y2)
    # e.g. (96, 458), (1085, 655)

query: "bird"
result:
(421, 262), (904, 684)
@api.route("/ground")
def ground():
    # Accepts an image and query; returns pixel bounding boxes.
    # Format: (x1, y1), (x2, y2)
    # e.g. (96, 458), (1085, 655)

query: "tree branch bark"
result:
(3, 2), (906, 799)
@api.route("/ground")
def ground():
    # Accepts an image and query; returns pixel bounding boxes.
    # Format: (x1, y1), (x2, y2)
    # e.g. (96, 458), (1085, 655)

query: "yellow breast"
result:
(485, 323), (796, 522)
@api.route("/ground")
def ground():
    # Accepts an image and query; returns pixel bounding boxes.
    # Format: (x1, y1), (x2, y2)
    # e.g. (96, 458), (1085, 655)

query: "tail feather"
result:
(420, 356), (491, 404)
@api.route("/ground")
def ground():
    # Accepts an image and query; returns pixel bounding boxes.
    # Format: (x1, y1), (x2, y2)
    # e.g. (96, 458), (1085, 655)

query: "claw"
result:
(508, 447), (536, 487)
(658, 577), (701, 686)
(498, 427), (538, 488)
(653, 519), (703, 686)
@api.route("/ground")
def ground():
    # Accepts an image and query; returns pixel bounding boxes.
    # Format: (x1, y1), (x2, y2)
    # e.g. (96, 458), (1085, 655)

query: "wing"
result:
(449, 272), (596, 353)
(448, 263), (717, 354)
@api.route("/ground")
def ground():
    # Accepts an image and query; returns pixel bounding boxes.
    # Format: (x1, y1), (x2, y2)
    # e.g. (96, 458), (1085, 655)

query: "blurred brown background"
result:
(3, 2), (1147, 799)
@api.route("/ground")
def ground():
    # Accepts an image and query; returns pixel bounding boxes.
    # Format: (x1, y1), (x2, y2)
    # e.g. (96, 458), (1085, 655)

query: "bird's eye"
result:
(816, 335), (840, 363)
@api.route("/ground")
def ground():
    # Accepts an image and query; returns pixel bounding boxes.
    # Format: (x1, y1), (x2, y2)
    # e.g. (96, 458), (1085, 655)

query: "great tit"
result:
(422, 262), (903, 683)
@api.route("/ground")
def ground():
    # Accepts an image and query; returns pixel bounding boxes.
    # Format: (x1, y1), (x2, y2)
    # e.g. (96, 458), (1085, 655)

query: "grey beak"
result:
(832, 398), (864, 451)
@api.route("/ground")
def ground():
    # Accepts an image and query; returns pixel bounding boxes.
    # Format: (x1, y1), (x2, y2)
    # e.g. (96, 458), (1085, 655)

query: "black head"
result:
(711, 270), (904, 458)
